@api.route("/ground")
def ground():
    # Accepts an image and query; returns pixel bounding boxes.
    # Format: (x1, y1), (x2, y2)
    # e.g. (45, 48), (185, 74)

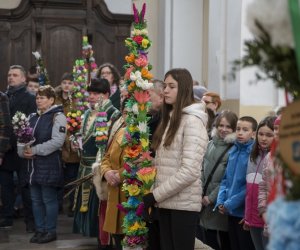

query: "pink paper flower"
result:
(133, 91), (150, 103)
(135, 55), (148, 67)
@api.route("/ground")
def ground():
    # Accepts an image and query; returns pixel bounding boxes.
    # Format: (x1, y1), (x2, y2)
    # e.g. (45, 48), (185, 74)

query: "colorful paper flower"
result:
(137, 167), (156, 185)
(133, 91), (150, 104)
(125, 53), (136, 63)
(124, 144), (142, 159)
(137, 122), (148, 133)
(125, 184), (141, 196)
(135, 55), (148, 67)
(120, 3), (155, 248)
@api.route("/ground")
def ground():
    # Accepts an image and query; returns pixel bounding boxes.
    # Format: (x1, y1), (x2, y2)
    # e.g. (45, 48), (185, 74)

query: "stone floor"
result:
(0, 213), (211, 250)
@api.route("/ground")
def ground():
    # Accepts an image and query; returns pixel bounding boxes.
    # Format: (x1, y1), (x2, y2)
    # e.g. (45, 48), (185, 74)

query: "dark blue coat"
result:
(27, 105), (65, 187)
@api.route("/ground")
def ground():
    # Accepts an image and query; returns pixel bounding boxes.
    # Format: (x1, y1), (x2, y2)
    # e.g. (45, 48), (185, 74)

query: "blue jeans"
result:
(30, 184), (59, 233)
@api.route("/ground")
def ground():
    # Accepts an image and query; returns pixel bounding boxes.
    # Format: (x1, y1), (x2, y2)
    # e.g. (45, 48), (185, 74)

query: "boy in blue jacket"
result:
(215, 116), (257, 250)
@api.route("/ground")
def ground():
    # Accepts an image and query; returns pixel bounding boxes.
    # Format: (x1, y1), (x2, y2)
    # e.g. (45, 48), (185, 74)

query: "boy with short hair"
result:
(215, 116), (258, 250)
(26, 77), (39, 94)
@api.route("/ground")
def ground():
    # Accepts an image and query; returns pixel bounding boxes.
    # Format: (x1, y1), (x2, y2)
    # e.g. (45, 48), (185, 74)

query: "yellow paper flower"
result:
(142, 39), (149, 48)
(137, 167), (156, 184)
(128, 125), (137, 132)
(128, 221), (146, 233)
(140, 138), (149, 148)
(125, 39), (132, 47)
(83, 36), (88, 43)
(126, 184), (141, 196)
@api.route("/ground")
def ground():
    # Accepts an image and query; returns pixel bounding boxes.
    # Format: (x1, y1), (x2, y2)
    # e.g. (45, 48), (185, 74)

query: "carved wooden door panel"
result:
(0, 0), (132, 90)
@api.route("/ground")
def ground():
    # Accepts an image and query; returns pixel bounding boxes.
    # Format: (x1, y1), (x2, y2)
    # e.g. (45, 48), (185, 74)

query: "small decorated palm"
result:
(117, 3), (156, 249)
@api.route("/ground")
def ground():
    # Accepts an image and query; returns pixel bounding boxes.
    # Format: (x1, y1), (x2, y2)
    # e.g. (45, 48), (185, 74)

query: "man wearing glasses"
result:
(202, 92), (222, 139)
(202, 92), (222, 115)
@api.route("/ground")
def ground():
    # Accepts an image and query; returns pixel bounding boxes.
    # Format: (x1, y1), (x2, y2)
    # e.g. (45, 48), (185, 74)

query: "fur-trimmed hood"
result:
(211, 127), (236, 144)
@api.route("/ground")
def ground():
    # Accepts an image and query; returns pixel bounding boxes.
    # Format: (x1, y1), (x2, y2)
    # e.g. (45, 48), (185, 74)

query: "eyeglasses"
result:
(204, 100), (214, 105)
(101, 71), (112, 76)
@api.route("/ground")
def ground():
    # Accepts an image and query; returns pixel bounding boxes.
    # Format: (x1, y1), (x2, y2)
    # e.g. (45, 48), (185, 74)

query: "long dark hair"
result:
(152, 68), (194, 150)
(250, 115), (276, 163)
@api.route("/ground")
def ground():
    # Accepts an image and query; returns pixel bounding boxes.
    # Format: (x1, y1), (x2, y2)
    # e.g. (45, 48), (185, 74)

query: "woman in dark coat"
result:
(23, 85), (67, 244)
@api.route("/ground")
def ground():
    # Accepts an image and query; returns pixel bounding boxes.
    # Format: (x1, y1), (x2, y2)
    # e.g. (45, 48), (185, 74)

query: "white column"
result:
(171, 0), (203, 81)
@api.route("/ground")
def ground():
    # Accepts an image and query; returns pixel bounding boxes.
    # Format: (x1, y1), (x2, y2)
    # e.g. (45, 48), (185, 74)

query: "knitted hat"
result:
(274, 115), (281, 125)
(193, 85), (207, 101)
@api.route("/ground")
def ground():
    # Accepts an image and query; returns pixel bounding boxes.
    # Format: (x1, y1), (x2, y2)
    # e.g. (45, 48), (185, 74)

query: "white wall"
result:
(0, 0), (21, 9)
(206, 0), (285, 109)
(207, 0), (224, 94)
(151, 0), (204, 81)
(104, 0), (131, 14)
(207, 0), (241, 99)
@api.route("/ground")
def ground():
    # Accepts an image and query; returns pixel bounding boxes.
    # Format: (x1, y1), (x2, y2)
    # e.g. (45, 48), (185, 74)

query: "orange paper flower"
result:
(124, 144), (142, 158)
(125, 53), (135, 63)
(141, 68), (153, 79)
(128, 81), (136, 92)
(139, 103), (145, 111)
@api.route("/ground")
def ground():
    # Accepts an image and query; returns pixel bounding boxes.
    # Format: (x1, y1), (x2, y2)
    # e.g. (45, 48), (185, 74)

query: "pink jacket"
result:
(245, 149), (268, 228)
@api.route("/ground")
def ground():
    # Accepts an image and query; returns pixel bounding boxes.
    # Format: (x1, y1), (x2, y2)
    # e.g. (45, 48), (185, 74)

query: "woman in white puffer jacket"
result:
(143, 68), (208, 250)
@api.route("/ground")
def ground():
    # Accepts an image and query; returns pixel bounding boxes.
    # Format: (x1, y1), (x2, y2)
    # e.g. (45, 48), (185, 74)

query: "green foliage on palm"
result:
(231, 22), (300, 99)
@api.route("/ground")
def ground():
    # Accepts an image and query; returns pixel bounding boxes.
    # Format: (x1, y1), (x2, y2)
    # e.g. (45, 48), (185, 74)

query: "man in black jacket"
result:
(0, 65), (36, 231)
(0, 92), (11, 171)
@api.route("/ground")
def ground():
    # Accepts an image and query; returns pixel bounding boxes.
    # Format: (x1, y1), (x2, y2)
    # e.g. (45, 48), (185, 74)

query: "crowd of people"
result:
(0, 63), (282, 250)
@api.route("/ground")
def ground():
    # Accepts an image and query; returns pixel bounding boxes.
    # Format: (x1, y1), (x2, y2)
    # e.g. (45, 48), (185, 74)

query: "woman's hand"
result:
(71, 141), (80, 151)
(23, 147), (34, 159)
(104, 170), (121, 187)
(202, 196), (211, 206)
